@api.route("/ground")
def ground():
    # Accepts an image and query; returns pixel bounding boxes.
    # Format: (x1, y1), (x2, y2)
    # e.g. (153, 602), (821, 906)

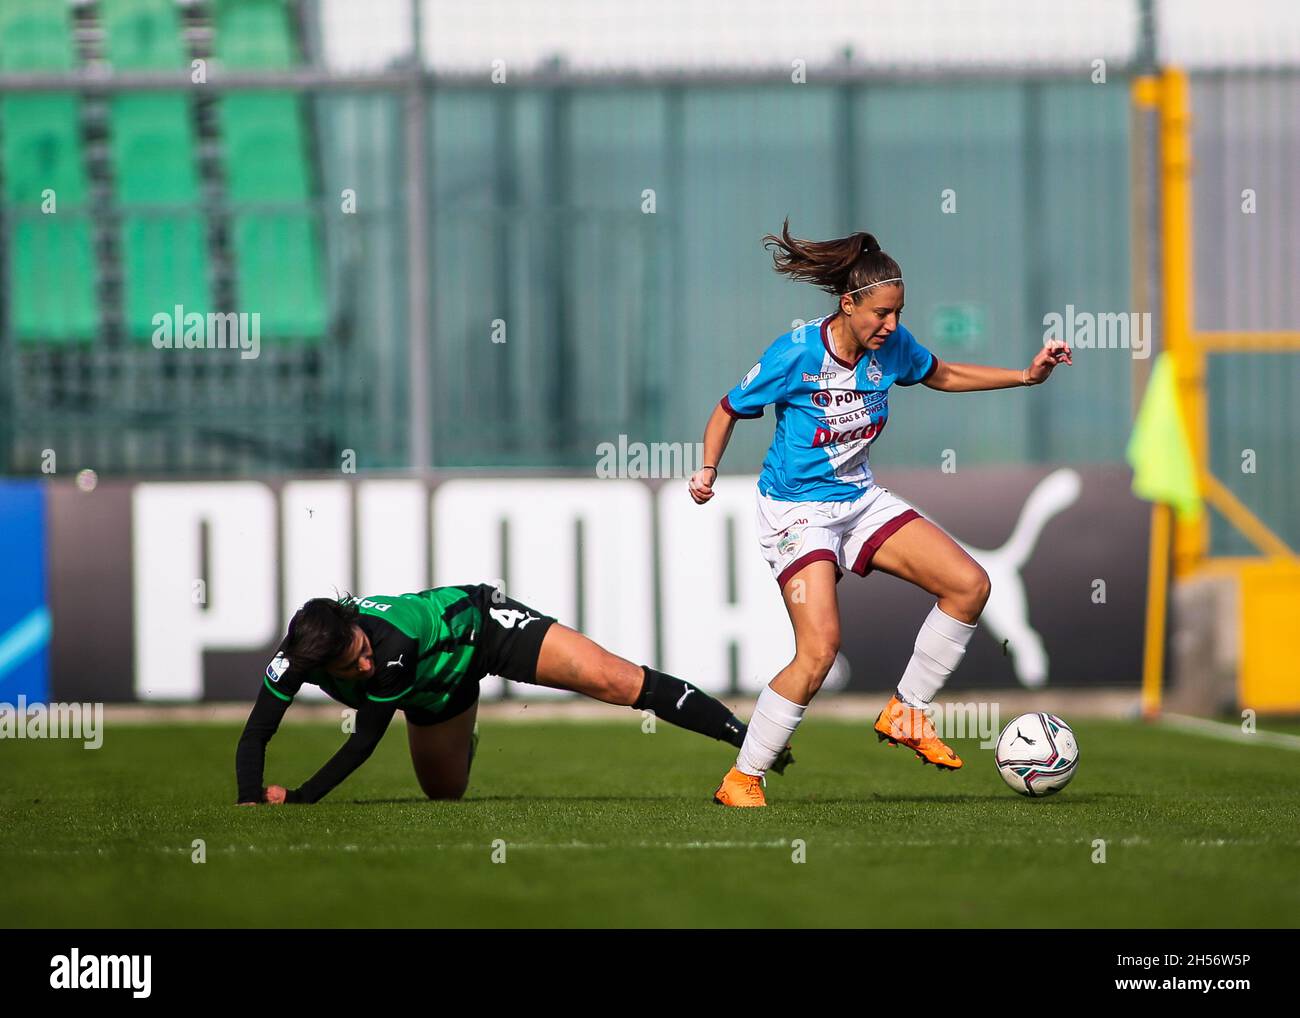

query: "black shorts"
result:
(403, 584), (557, 727)
(403, 678), (480, 727)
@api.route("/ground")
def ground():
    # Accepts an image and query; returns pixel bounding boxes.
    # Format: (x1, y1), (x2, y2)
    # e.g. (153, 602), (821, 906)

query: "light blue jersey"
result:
(722, 314), (936, 502)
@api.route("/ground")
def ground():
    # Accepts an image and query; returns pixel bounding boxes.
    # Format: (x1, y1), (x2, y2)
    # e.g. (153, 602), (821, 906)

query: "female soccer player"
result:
(690, 222), (1071, 807)
(235, 584), (790, 804)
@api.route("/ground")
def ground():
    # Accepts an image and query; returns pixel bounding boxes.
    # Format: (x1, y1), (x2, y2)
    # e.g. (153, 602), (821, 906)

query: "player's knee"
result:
(594, 654), (642, 706)
(968, 565), (992, 612)
(420, 776), (468, 801)
(795, 636), (839, 686)
(949, 563), (991, 617)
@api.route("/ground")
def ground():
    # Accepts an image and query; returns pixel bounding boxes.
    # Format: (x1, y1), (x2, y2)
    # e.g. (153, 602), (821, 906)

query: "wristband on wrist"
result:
(701, 464), (718, 478)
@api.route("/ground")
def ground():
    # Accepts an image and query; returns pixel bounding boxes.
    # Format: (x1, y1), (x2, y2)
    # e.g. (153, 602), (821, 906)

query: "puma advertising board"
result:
(42, 467), (1147, 701)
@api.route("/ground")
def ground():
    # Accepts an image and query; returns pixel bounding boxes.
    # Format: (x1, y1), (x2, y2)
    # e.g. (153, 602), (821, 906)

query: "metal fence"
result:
(1190, 71), (1300, 555)
(0, 0), (1295, 513)
(0, 71), (1142, 475)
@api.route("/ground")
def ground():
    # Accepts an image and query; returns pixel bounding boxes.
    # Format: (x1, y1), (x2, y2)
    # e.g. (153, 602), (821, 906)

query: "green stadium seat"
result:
(103, 0), (212, 339)
(231, 213), (327, 338)
(220, 95), (311, 200)
(215, 0), (326, 339)
(110, 96), (198, 205)
(0, 3), (97, 343)
(1, 95), (86, 204)
(214, 0), (297, 69)
(102, 0), (188, 70)
(117, 192), (211, 339)
(8, 215), (98, 343)
(0, 0), (77, 72)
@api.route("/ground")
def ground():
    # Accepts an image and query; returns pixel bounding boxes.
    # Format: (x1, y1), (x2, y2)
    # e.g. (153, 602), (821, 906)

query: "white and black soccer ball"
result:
(994, 712), (1079, 797)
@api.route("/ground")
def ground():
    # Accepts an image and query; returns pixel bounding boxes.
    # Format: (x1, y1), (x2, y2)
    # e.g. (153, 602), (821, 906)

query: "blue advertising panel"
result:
(0, 481), (50, 702)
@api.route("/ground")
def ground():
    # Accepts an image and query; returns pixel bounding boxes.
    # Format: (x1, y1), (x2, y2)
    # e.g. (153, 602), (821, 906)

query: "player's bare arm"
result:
(688, 402), (738, 503)
(924, 342), (1073, 392)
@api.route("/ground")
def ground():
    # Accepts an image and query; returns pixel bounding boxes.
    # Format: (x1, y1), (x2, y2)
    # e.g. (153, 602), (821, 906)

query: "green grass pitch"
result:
(2, 718), (1298, 927)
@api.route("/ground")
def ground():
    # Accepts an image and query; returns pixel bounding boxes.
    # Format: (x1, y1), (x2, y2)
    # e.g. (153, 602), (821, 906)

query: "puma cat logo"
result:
(954, 468), (1082, 688)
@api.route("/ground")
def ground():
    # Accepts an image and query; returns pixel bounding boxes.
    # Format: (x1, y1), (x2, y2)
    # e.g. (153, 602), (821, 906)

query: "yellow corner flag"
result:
(1126, 352), (1203, 521)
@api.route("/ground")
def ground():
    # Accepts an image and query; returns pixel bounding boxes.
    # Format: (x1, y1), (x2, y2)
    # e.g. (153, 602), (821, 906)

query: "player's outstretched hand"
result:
(688, 466), (717, 504)
(265, 785), (288, 805)
(1026, 340), (1073, 384)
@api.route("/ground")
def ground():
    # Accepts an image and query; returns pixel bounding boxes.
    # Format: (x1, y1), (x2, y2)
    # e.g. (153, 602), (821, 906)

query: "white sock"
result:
(736, 685), (806, 777)
(896, 604), (977, 707)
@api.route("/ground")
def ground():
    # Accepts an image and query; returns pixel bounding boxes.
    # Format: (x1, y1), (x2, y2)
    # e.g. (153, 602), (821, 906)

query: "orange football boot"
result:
(713, 766), (767, 807)
(874, 695), (963, 770)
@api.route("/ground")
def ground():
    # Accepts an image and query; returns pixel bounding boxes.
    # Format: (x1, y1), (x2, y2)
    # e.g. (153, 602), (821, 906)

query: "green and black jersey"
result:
(264, 588), (482, 716)
(235, 584), (556, 805)
(236, 586), (486, 805)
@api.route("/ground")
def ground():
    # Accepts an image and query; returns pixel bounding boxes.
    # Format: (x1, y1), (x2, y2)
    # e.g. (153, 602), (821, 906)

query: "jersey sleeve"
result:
(893, 326), (939, 386)
(288, 697), (398, 804)
(721, 336), (798, 419)
(261, 641), (306, 702)
(235, 677), (294, 803)
(233, 641), (306, 803)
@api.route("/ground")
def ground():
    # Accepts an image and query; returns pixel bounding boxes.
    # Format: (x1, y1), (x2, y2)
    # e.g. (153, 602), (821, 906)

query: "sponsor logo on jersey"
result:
(266, 652), (290, 683)
(812, 390), (889, 418)
(866, 354), (884, 385)
(802, 371), (835, 382)
(740, 362), (761, 390)
(811, 388), (882, 410)
(812, 419), (886, 447)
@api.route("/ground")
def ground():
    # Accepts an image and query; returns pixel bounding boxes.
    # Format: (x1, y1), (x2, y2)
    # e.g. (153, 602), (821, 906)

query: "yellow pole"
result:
(1130, 77), (1157, 420)
(1157, 68), (1208, 576)
(1195, 330), (1300, 352)
(1201, 473), (1299, 559)
(1141, 502), (1172, 719)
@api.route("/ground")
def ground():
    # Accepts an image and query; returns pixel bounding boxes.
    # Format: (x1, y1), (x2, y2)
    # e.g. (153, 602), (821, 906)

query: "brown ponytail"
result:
(762, 218), (903, 300)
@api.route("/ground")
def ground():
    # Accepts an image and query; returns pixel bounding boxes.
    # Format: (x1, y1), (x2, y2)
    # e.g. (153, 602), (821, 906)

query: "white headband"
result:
(844, 277), (903, 297)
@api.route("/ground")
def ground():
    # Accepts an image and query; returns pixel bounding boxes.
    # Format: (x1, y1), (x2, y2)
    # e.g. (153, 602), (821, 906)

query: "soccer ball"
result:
(994, 712), (1079, 796)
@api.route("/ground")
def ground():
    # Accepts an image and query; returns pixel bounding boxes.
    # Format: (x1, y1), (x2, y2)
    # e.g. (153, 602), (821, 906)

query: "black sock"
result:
(632, 667), (747, 748)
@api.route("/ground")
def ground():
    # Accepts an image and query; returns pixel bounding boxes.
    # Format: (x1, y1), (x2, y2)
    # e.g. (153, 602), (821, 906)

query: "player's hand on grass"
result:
(265, 785), (288, 805)
(688, 465), (718, 504)
(1025, 340), (1073, 384)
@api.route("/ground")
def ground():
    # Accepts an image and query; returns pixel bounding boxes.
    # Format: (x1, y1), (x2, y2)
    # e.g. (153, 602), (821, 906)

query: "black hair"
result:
(283, 595), (360, 672)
